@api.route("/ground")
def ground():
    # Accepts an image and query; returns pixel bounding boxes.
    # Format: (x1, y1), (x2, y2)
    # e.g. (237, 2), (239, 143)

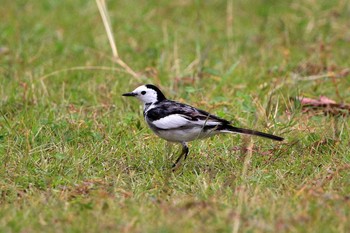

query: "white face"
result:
(126, 85), (158, 104)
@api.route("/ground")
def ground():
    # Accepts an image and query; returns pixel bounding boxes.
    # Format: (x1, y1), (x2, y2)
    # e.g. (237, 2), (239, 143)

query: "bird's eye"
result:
(141, 91), (146, 95)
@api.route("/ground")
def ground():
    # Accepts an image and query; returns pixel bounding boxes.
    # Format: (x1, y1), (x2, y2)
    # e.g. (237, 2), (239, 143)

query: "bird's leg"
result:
(182, 142), (189, 160)
(172, 151), (184, 169)
(172, 142), (189, 169)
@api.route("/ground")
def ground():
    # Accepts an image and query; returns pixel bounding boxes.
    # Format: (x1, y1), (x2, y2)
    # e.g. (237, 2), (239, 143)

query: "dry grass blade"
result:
(232, 139), (254, 233)
(95, 0), (140, 79)
(39, 66), (126, 80)
(292, 68), (350, 81)
(226, 0), (233, 39)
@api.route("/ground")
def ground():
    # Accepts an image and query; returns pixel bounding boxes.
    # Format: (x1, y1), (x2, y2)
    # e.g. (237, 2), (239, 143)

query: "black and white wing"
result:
(145, 100), (230, 130)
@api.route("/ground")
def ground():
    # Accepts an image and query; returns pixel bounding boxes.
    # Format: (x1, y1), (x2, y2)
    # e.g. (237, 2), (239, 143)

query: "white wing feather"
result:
(151, 114), (221, 129)
(151, 114), (189, 129)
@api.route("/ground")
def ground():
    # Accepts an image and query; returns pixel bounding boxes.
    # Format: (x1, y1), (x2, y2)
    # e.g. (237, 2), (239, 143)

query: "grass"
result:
(1, 0), (350, 232)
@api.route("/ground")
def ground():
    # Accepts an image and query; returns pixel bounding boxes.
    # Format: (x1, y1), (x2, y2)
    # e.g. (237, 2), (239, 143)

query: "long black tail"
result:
(220, 125), (284, 141)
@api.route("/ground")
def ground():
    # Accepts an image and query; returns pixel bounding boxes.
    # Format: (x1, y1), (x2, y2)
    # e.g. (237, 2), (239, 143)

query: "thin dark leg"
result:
(182, 142), (189, 160)
(172, 142), (189, 169)
(172, 153), (183, 168)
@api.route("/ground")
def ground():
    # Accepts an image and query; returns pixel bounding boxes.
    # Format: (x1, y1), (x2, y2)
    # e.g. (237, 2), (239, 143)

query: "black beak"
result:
(122, 92), (137, 97)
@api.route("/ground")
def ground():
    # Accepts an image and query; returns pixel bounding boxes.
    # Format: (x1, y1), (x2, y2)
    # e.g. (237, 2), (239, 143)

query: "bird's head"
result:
(122, 84), (167, 104)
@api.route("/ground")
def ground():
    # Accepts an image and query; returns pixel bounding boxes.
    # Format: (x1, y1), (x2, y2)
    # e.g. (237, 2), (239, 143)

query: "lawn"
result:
(1, 0), (350, 232)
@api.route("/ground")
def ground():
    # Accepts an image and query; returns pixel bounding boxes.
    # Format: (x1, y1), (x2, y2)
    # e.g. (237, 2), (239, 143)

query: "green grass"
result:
(1, 0), (350, 232)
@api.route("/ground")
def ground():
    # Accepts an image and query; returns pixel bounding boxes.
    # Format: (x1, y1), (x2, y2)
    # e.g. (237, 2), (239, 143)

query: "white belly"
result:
(149, 125), (218, 142)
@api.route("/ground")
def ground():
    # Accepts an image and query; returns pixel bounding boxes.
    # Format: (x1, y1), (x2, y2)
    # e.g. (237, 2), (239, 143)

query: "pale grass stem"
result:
(173, 34), (180, 78)
(226, 0), (233, 39)
(226, 0), (234, 58)
(232, 139), (254, 233)
(39, 66), (126, 80)
(39, 66), (126, 97)
(95, 0), (140, 79)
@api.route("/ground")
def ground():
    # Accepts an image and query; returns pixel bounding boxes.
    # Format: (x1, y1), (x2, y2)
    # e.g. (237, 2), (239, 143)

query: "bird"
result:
(122, 84), (284, 169)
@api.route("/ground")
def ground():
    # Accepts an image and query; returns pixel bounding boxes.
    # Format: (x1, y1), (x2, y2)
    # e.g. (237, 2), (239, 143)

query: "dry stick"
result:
(95, 0), (140, 79)
(293, 68), (350, 81)
(232, 139), (254, 233)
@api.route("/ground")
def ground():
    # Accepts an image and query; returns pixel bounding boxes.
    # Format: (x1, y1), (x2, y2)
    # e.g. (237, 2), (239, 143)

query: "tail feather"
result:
(220, 125), (284, 141)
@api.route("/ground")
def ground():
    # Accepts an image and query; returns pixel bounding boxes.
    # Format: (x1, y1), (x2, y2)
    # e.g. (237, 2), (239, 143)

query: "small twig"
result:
(95, 0), (140, 79)
(292, 72), (334, 81)
(292, 68), (350, 81)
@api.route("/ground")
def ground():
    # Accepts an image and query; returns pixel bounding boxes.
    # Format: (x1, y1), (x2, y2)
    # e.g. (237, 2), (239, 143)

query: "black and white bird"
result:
(122, 84), (284, 168)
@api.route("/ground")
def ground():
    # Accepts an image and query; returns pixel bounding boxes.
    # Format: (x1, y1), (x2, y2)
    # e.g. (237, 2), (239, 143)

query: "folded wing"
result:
(146, 101), (229, 130)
